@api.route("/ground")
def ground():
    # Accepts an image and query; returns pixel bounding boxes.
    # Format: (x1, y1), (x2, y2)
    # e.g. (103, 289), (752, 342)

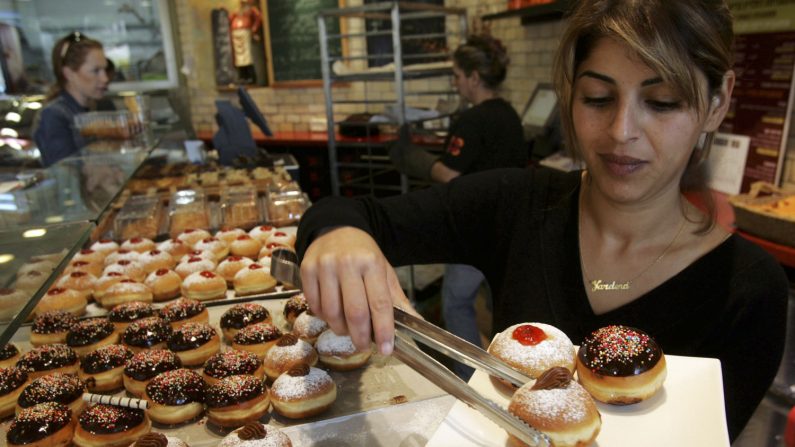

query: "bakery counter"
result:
(0, 297), (451, 445)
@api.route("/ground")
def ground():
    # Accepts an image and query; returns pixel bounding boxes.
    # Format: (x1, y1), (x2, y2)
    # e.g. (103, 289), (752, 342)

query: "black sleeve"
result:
(33, 107), (79, 167)
(439, 111), (486, 173)
(296, 168), (534, 269)
(719, 253), (789, 440)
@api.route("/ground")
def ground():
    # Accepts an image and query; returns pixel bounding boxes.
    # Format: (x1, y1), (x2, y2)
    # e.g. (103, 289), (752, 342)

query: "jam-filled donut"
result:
(487, 323), (575, 381)
(15, 270), (47, 293)
(167, 322), (221, 367)
(175, 257), (216, 279)
(90, 238), (119, 256)
(102, 280), (153, 309)
(103, 260), (146, 283)
(108, 301), (155, 334)
(248, 225), (275, 244)
(0, 344), (21, 368)
(316, 330), (372, 371)
(103, 249), (140, 267)
(74, 403), (151, 447)
(78, 344), (134, 393)
(65, 260), (104, 279)
(144, 268), (182, 302)
(292, 312), (329, 345)
(257, 243), (291, 260)
(73, 248), (105, 266)
(509, 367), (601, 447)
(283, 294), (308, 326)
(6, 402), (75, 447)
(220, 303), (271, 342)
(0, 367), (30, 418)
(30, 311), (78, 346)
(93, 272), (129, 304)
(55, 271), (97, 302)
(269, 363), (336, 419)
(229, 235), (262, 259)
(121, 237), (156, 254)
(265, 230), (295, 248)
(216, 256), (254, 284)
(203, 350), (265, 386)
(219, 422), (293, 447)
(123, 349), (182, 397)
(216, 228), (247, 246)
(232, 323), (283, 361)
(122, 317), (173, 353)
(207, 375), (270, 428)
(156, 240), (189, 264)
(233, 263), (277, 296)
(16, 344), (79, 379)
(66, 318), (119, 358)
(144, 368), (206, 425)
(179, 250), (215, 264)
(263, 335), (318, 381)
(193, 237), (229, 260)
(16, 372), (87, 416)
(176, 229), (212, 248)
(35, 287), (86, 317)
(576, 325), (667, 405)
(130, 433), (189, 447)
(159, 298), (209, 329)
(181, 270), (227, 301)
(138, 250), (176, 274)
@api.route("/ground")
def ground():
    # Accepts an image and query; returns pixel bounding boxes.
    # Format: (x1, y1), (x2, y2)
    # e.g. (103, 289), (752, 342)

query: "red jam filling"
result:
(70, 271), (87, 278)
(188, 257), (203, 263)
(72, 261), (89, 267)
(130, 237), (142, 243)
(249, 264), (262, 270)
(202, 237), (217, 243)
(99, 238), (113, 243)
(227, 256), (243, 262)
(121, 279), (136, 284)
(48, 288), (66, 295)
(107, 272), (123, 277)
(80, 249), (94, 255)
(512, 324), (547, 346)
(274, 232), (286, 237)
(118, 249), (131, 255)
(236, 235), (251, 240)
(117, 260), (131, 266)
(259, 226), (273, 231)
(184, 229), (195, 234)
(155, 269), (169, 276)
(149, 250), (162, 255)
(200, 271), (216, 278)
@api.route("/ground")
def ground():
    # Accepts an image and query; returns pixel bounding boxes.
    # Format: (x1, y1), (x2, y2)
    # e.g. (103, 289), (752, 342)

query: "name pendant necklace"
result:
(578, 203), (686, 293)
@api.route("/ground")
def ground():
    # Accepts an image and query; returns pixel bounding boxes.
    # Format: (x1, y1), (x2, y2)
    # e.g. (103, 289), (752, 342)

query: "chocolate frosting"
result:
(159, 298), (205, 323)
(287, 363), (310, 377)
(233, 323), (282, 345)
(66, 318), (115, 347)
(7, 402), (72, 444)
(0, 343), (18, 360)
(577, 325), (663, 377)
(32, 311), (78, 334)
(283, 294), (308, 319)
(134, 433), (168, 447)
(276, 334), (298, 347)
(18, 372), (85, 408)
(109, 302), (154, 323)
(220, 303), (269, 330)
(531, 367), (572, 391)
(78, 404), (146, 434)
(206, 375), (264, 408)
(122, 317), (172, 348)
(0, 367), (27, 396)
(81, 345), (133, 374)
(145, 368), (205, 405)
(16, 344), (78, 373)
(167, 323), (217, 352)
(203, 350), (261, 378)
(124, 349), (182, 381)
(238, 422), (266, 440)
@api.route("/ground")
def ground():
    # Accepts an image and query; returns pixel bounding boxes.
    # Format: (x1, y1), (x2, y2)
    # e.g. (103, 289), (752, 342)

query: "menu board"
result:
(718, 31), (795, 192)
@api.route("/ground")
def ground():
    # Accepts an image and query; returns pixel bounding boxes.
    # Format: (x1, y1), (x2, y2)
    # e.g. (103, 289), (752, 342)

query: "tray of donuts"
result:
(0, 295), (450, 446)
(428, 323), (730, 447)
(35, 225), (309, 321)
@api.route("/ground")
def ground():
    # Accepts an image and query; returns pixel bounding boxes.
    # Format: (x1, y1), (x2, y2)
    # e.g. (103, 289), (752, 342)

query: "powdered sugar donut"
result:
(175, 257), (216, 279)
(121, 237), (156, 253)
(176, 229), (212, 248)
(103, 260), (145, 282)
(102, 279), (153, 309)
(229, 235), (262, 259)
(193, 237), (229, 260)
(487, 323), (575, 381)
(144, 268), (182, 302)
(90, 238), (119, 256)
(219, 422), (292, 447)
(157, 238), (191, 260)
(269, 363), (336, 419)
(104, 249), (140, 267)
(265, 230), (295, 248)
(263, 334), (317, 381)
(292, 312), (328, 345)
(179, 249), (216, 264)
(248, 225), (275, 244)
(138, 250), (176, 274)
(216, 228), (247, 246)
(216, 256), (254, 284)
(182, 270), (227, 301)
(316, 329), (371, 371)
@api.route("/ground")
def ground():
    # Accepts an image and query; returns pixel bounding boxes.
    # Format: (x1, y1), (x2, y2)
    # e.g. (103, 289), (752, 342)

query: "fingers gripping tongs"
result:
(269, 249), (550, 446)
(393, 307), (551, 447)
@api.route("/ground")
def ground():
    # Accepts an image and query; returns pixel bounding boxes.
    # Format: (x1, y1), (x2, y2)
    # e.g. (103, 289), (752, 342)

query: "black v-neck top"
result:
(297, 166), (789, 440)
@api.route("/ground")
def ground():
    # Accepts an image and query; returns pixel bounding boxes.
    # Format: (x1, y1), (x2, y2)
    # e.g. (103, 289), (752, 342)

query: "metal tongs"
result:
(270, 249), (550, 446)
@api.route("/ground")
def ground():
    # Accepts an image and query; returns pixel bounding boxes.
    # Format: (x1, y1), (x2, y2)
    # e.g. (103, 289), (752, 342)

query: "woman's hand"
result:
(300, 226), (414, 355)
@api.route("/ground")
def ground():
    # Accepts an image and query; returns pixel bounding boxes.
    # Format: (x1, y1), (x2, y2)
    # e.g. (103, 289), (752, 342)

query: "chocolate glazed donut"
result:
(122, 317), (172, 351)
(73, 403), (151, 447)
(15, 344), (79, 379)
(206, 375), (270, 428)
(123, 349), (182, 398)
(144, 368), (206, 425)
(7, 402), (74, 446)
(17, 372), (86, 415)
(202, 350), (264, 386)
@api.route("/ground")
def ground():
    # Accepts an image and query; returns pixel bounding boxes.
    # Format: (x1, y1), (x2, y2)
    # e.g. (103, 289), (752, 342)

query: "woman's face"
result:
(64, 48), (108, 104)
(572, 37), (726, 205)
(452, 63), (476, 103)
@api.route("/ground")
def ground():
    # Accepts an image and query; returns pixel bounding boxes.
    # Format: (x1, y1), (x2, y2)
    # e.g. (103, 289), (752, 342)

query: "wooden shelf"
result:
(482, 0), (572, 25)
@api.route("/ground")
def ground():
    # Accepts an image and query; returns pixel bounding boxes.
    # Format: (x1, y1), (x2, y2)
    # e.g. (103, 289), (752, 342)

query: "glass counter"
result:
(0, 151), (148, 229)
(0, 220), (94, 344)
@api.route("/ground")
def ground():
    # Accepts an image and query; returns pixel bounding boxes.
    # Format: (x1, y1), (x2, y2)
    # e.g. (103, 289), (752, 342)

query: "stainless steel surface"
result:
(270, 248), (302, 288)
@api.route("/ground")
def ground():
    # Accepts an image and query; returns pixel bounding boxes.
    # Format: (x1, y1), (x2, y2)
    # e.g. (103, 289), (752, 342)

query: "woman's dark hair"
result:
(46, 31), (103, 101)
(552, 0), (734, 232)
(453, 35), (510, 89)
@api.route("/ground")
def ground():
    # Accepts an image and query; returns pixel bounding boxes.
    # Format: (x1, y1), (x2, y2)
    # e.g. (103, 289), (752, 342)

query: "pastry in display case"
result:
(114, 195), (162, 241)
(168, 189), (210, 238)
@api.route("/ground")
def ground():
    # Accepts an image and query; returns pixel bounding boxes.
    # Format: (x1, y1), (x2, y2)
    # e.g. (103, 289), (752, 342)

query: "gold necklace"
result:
(578, 200), (687, 293)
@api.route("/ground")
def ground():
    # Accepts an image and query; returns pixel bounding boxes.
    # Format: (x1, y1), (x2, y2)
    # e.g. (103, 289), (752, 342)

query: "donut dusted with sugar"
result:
(219, 422), (293, 447)
(0, 367), (29, 418)
(217, 256), (254, 284)
(90, 238), (119, 256)
(103, 260), (145, 282)
(102, 279), (153, 309)
(292, 311), (329, 345)
(123, 349), (182, 397)
(157, 238), (191, 261)
(144, 368), (206, 425)
(103, 250), (139, 267)
(35, 287), (86, 317)
(138, 250), (176, 274)
(177, 228), (212, 248)
(265, 230), (295, 248)
(229, 235), (261, 259)
(203, 350), (265, 386)
(216, 228), (247, 245)
(175, 257), (216, 279)
(316, 329), (372, 371)
(6, 402), (75, 447)
(194, 237), (230, 260)
(16, 344), (79, 379)
(182, 270), (227, 301)
(79, 344), (133, 393)
(509, 367), (601, 447)
(73, 248), (105, 265)
(144, 268), (182, 302)
(487, 323), (575, 381)
(576, 325), (667, 405)
(263, 334), (317, 381)
(16, 372), (87, 416)
(248, 225), (275, 243)
(269, 363), (336, 419)
(55, 271), (97, 302)
(93, 272), (129, 304)
(207, 374), (270, 428)
(220, 302), (271, 342)
(232, 263), (277, 296)
(121, 237), (156, 253)
(159, 297), (209, 329)
(74, 403), (151, 447)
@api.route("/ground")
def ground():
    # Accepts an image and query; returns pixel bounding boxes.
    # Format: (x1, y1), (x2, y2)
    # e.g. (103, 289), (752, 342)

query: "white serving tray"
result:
(427, 354), (730, 447)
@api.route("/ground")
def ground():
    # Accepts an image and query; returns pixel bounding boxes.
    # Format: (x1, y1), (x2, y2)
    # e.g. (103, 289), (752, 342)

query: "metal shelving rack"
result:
(318, 1), (467, 198)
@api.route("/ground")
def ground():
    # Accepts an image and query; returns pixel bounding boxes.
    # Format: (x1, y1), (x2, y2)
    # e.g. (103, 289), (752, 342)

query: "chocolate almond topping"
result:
(239, 422), (267, 440)
(277, 333), (298, 347)
(531, 366), (572, 391)
(287, 363), (310, 377)
(134, 432), (168, 447)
